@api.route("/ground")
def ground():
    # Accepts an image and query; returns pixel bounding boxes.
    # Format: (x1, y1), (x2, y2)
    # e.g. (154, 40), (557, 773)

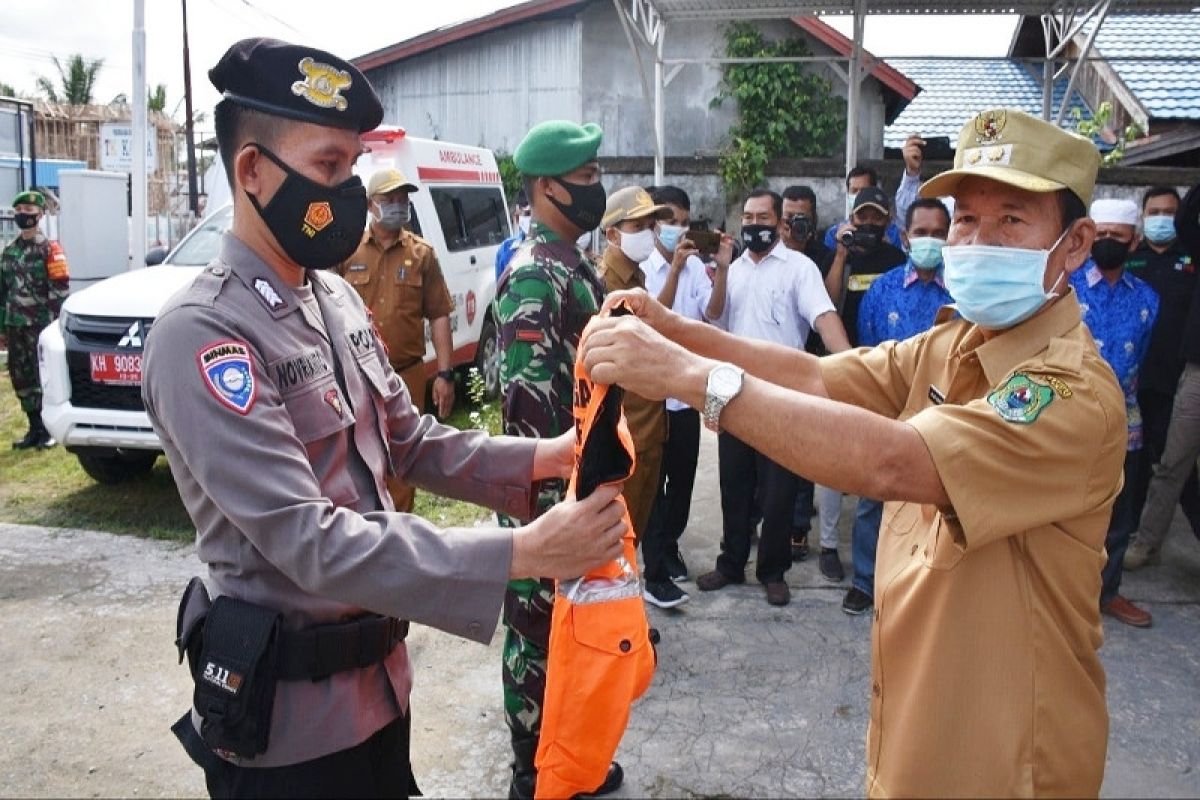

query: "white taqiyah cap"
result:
(1090, 197), (1140, 226)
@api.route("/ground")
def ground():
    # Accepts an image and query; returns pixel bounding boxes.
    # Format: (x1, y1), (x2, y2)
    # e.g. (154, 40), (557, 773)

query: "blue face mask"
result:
(1143, 215), (1176, 245)
(908, 236), (945, 270)
(657, 223), (686, 253)
(942, 228), (1070, 330)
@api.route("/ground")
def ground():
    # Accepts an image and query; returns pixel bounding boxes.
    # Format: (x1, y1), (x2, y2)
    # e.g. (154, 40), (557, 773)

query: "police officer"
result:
(493, 119), (622, 799)
(142, 39), (626, 799)
(339, 167), (456, 512)
(1, 189), (68, 449)
(583, 109), (1125, 797)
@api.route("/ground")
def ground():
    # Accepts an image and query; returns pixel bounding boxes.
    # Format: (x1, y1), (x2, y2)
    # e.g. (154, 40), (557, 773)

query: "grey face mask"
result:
(376, 201), (410, 231)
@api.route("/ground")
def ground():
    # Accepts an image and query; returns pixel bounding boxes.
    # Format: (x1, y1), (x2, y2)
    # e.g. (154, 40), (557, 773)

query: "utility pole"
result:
(182, 0), (199, 216)
(132, 0), (147, 270)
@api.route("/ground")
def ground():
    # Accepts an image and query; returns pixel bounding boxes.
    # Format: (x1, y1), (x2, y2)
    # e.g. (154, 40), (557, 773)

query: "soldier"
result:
(142, 40), (626, 799)
(494, 119), (622, 799)
(1, 189), (68, 449)
(339, 167), (457, 512)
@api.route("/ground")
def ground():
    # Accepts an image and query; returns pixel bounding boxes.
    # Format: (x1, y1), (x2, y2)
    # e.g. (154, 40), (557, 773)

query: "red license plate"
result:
(89, 351), (143, 385)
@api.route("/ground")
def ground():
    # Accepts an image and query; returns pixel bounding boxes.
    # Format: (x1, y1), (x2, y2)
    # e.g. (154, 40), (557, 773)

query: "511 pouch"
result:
(191, 594), (283, 758)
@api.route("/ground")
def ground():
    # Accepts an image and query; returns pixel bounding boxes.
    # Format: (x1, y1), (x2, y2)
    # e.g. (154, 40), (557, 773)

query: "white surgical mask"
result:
(618, 228), (657, 263)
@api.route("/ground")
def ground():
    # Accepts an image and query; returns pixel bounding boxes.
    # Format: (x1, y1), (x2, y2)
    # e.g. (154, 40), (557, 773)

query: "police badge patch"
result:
(987, 373), (1054, 424)
(197, 340), (257, 415)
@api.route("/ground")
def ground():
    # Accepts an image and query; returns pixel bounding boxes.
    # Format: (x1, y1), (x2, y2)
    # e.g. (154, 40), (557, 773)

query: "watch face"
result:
(711, 365), (742, 396)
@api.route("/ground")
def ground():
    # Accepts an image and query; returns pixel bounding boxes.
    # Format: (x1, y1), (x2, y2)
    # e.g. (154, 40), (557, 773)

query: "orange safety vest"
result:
(533, 310), (657, 800)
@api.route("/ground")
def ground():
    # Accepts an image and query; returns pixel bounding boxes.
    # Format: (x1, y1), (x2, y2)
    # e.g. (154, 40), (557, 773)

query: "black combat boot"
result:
(33, 415), (55, 448)
(12, 412), (40, 449)
(508, 736), (538, 800)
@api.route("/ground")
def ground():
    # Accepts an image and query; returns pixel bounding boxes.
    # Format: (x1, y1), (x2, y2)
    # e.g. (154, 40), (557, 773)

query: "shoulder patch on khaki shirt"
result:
(987, 373), (1054, 424)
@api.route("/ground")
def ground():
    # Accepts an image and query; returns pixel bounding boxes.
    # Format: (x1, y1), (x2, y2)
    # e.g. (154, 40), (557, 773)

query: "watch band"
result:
(436, 369), (455, 382)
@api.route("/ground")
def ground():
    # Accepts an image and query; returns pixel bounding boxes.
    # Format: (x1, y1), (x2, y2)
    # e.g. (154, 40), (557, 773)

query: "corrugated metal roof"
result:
(882, 58), (1090, 148)
(1085, 14), (1200, 121)
(646, 0), (1196, 20)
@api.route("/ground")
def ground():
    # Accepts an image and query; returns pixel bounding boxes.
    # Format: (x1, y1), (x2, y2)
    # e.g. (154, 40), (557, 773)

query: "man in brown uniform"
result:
(597, 186), (670, 543)
(340, 168), (456, 511)
(582, 109), (1125, 797)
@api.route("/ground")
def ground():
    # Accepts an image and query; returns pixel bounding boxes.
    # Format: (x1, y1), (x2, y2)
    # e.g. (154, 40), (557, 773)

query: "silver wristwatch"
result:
(703, 363), (745, 433)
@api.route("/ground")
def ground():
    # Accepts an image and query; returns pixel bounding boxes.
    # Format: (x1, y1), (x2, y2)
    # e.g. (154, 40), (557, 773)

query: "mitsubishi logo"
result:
(117, 321), (143, 348)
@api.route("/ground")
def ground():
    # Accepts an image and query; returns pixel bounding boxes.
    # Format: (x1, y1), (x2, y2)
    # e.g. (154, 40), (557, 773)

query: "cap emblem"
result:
(974, 110), (1007, 144)
(291, 56), (351, 111)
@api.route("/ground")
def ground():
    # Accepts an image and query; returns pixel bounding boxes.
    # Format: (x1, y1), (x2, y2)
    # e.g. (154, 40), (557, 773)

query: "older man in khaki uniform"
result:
(582, 108), (1125, 797)
(339, 168), (456, 512)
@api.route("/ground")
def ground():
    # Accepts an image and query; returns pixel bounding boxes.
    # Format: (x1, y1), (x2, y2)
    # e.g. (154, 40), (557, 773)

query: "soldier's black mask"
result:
(14, 212), (39, 230)
(549, 177), (607, 233)
(244, 143), (367, 270)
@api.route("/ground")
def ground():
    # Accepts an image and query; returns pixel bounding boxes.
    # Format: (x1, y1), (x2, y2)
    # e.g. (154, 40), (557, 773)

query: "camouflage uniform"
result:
(495, 221), (605, 757)
(1, 233), (68, 415)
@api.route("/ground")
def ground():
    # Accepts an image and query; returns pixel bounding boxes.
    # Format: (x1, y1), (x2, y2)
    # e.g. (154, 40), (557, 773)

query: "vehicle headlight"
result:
(59, 310), (73, 336)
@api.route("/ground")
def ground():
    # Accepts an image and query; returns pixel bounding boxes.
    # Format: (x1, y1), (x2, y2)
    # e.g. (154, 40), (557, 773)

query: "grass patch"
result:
(0, 377), (501, 541)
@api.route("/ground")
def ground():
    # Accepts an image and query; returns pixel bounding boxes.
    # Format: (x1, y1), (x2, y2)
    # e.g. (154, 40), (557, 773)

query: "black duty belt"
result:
(276, 615), (409, 682)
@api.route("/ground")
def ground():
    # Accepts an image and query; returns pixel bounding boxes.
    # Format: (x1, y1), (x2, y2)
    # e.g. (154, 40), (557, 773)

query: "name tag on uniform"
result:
(928, 385), (946, 405)
(347, 263), (368, 272)
(847, 274), (881, 293)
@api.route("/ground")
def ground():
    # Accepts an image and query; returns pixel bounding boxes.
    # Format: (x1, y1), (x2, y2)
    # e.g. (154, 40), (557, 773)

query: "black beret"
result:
(209, 37), (383, 133)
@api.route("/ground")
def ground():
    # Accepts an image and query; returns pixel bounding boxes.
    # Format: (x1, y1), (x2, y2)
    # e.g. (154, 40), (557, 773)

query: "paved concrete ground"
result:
(1, 428), (1199, 797)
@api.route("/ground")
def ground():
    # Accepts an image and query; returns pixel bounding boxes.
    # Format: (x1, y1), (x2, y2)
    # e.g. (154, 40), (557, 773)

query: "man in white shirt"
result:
(638, 185), (725, 608)
(698, 188), (851, 606)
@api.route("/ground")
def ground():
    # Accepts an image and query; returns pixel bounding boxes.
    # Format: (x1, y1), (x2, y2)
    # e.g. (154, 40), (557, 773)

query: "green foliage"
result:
(1071, 101), (1143, 166)
(496, 150), (523, 203)
(466, 367), (501, 435)
(36, 54), (104, 105)
(148, 83), (168, 113)
(712, 23), (846, 193)
(0, 81), (17, 98)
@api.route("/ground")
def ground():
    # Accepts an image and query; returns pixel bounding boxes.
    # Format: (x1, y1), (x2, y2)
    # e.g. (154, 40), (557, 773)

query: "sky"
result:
(0, 1), (1019, 129)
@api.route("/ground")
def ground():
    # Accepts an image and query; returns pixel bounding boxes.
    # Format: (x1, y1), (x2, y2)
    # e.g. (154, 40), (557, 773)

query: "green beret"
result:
(514, 120), (603, 177)
(12, 190), (45, 209)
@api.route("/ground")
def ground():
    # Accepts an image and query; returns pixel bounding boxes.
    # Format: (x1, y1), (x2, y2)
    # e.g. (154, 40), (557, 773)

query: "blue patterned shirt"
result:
(857, 260), (954, 348)
(1071, 262), (1159, 451)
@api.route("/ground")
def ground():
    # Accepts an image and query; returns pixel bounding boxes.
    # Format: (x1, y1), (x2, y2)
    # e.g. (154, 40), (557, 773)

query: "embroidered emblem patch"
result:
(974, 110), (1007, 144)
(197, 340), (256, 415)
(324, 389), (343, 418)
(988, 373), (1054, 424)
(1041, 375), (1074, 399)
(291, 57), (351, 111)
(303, 202), (334, 235)
(254, 277), (284, 309)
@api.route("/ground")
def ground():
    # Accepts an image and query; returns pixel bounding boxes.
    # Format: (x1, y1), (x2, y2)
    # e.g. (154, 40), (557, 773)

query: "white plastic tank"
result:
(57, 169), (129, 294)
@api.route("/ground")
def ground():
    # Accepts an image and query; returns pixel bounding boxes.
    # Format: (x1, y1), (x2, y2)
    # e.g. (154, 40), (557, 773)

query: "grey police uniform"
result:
(143, 233), (538, 767)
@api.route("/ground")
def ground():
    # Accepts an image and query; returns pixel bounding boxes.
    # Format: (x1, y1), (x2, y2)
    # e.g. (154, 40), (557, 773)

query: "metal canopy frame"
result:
(612, 0), (1198, 182)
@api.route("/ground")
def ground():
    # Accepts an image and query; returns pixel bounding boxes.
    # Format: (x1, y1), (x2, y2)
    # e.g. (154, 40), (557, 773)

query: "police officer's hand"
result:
(582, 313), (707, 402)
(598, 288), (679, 337)
(432, 375), (455, 418)
(510, 484), (627, 579)
(903, 134), (925, 177)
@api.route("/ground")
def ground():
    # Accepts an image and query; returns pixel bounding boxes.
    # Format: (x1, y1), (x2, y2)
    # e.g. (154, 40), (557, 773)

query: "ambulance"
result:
(38, 127), (510, 483)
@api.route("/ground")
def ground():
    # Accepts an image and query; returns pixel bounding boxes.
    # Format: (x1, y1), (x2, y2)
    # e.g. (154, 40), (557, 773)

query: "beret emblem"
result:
(291, 56), (351, 111)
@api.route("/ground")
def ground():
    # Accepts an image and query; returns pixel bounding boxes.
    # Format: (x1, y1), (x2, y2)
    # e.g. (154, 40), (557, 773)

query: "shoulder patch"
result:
(988, 373), (1054, 424)
(46, 241), (69, 280)
(197, 340), (257, 415)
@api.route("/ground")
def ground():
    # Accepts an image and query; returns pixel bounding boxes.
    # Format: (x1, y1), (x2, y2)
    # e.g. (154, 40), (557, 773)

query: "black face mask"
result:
(741, 224), (778, 254)
(245, 143), (367, 270)
(1091, 238), (1130, 271)
(851, 223), (884, 251)
(14, 212), (39, 230)
(548, 177), (607, 233)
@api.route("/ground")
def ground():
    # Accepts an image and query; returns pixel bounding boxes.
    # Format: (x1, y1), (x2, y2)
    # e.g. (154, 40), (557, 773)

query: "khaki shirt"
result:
(143, 234), (537, 768)
(597, 247), (667, 453)
(820, 290), (1125, 798)
(339, 227), (453, 366)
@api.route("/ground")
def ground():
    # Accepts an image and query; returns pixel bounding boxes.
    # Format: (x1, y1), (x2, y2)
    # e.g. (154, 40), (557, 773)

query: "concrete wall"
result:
(364, 17), (582, 156)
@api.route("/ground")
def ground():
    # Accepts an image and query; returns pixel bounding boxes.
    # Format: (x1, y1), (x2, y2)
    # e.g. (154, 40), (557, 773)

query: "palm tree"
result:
(148, 83), (167, 113)
(36, 54), (104, 105)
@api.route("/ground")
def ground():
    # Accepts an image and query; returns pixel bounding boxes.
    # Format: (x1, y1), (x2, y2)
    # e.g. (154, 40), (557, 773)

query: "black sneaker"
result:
(842, 587), (873, 616)
(665, 550), (689, 583)
(643, 579), (690, 609)
(819, 548), (844, 583)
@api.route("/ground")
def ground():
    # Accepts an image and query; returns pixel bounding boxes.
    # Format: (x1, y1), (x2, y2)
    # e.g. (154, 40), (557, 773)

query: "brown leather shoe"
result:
(765, 581), (790, 606)
(1102, 595), (1152, 628)
(696, 570), (737, 592)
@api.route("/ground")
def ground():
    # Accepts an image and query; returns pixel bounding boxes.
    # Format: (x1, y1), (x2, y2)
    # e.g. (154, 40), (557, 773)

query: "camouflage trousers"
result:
(5, 326), (42, 415)
(501, 575), (555, 742)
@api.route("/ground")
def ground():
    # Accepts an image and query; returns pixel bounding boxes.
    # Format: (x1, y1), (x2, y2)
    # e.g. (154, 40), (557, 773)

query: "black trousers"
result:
(187, 713), (420, 800)
(717, 431), (797, 584)
(1101, 448), (1146, 605)
(1136, 388), (1200, 537)
(643, 408), (701, 582)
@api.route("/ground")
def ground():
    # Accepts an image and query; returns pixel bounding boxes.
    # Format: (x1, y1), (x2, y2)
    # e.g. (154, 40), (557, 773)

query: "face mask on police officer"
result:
(245, 142), (367, 270)
(373, 200), (410, 231)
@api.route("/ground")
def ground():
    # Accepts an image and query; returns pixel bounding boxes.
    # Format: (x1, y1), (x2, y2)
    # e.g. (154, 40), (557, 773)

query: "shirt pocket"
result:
(282, 376), (352, 445)
(344, 264), (372, 287)
(395, 263), (425, 311)
(756, 288), (786, 326)
(921, 513), (967, 571)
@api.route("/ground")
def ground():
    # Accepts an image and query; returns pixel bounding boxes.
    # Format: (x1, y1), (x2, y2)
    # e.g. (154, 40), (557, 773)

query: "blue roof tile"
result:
(883, 59), (1091, 149)
(1086, 14), (1200, 120)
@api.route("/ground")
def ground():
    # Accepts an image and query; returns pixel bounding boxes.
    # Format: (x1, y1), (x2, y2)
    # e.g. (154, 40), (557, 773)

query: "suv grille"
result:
(65, 315), (154, 411)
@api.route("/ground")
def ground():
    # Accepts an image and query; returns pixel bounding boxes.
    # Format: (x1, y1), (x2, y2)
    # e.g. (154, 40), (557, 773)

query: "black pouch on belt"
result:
(191, 594), (282, 759)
